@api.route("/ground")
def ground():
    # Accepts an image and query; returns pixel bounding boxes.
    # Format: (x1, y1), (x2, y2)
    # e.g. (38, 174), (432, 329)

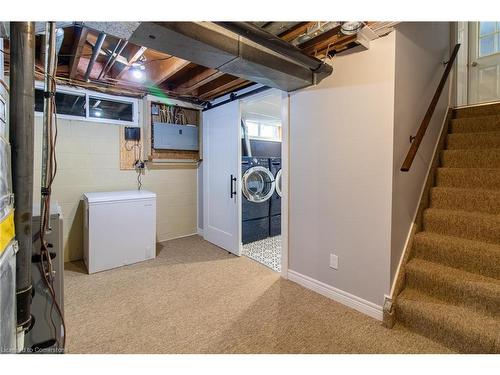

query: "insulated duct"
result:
(81, 22), (333, 92)
(83, 32), (106, 82)
(9, 21), (35, 330)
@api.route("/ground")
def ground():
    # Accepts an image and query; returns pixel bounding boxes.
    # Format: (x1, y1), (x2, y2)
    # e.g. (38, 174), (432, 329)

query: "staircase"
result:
(395, 103), (500, 353)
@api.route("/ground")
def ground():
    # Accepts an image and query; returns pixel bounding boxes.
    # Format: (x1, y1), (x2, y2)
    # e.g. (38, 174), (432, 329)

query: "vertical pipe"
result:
(97, 39), (121, 80)
(83, 31), (106, 82)
(100, 40), (128, 79)
(41, 22), (56, 209)
(9, 22), (35, 331)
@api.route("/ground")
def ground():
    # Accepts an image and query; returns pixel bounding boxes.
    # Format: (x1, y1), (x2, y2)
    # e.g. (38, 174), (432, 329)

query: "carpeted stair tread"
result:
(446, 131), (500, 150)
(441, 148), (500, 168)
(423, 208), (500, 244)
(453, 104), (500, 119)
(450, 115), (500, 133)
(435, 167), (500, 190)
(405, 258), (500, 316)
(413, 232), (500, 279)
(396, 289), (500, 353)
(395, 104), (500, 353)
(430, 186), (500, 214)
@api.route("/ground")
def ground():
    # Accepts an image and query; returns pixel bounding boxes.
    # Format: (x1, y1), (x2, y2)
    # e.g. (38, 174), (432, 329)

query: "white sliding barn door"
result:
(202, 101), (241, 255)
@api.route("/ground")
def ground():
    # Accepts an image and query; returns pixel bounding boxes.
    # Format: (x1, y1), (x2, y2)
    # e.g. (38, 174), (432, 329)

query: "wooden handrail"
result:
(400, 44), (461, 172)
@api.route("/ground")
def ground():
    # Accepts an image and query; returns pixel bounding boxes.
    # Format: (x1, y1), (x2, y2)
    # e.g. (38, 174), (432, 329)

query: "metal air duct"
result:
(81, 22), (333, 92)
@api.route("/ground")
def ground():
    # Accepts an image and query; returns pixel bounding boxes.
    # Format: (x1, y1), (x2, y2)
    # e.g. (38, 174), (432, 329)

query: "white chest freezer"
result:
(83, 190), (156, 274)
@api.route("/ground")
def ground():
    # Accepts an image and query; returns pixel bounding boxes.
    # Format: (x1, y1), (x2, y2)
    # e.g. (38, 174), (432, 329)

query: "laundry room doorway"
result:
(202, 87), (289, 276)
(240, 89), (288, 275)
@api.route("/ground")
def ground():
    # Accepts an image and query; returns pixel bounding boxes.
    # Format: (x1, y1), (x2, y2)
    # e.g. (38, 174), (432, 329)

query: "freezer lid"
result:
(32, 201), (63, 218)
(83, 190), (156, 204)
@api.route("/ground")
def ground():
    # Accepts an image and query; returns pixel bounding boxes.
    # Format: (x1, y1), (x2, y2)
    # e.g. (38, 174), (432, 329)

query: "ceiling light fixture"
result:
(131, 67), (145, 81)
(340, 21), (364, 35)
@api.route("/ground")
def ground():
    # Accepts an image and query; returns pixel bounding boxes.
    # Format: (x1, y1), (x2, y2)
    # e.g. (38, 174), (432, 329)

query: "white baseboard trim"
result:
(287, 270), (383, 321)
(197, 227), (204, 236)
(157, 232), (199, 244)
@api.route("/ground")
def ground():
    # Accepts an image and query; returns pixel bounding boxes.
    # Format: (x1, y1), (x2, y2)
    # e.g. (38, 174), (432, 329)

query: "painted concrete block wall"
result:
(390, 22), (452, 281)
(289, 33), (396, 307)
(33, 116), (198, 262)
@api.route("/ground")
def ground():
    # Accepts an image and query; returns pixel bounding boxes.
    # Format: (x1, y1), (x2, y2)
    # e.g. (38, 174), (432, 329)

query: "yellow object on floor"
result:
(0, 210), (15, 255)
(64, 235), (453, 354)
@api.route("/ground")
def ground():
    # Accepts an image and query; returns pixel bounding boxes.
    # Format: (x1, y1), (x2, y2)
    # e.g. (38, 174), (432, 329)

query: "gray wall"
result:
(390, 22), (452, 282)
(288, 33), (396, 307)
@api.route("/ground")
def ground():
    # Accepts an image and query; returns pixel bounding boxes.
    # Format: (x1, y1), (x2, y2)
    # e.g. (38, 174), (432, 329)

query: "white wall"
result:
(390, 22), (452, 281)
(33, 110), (198, 262)
(288, 23), (453, 310)
(288, 33), (396, 307)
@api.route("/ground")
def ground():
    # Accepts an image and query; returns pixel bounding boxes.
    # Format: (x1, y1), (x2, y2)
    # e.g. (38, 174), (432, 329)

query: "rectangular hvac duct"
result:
(82, 22), (332, 92)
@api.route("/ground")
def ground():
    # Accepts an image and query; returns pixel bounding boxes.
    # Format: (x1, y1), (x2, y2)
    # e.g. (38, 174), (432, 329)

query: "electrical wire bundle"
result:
(125, 139), (144, 190)
(36, 22), (66, 352)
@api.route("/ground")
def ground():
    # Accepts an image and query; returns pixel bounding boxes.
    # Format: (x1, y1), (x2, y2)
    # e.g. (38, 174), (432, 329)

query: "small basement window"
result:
(34, 82), (139, 126)
(35, 88), (86, 118)
(245, 120), (281, 142)
(89, 96), (134, 122)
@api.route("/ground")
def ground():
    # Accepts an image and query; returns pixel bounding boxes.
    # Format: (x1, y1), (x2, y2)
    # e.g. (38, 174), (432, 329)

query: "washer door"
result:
(242, 166), (275, 202)
(275, 169), (282, 197)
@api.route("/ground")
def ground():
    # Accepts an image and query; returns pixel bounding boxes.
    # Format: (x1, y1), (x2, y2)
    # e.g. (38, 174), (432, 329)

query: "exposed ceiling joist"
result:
(69, 26), (88, 79)
(299, 25), (342, 53)
(115, 45), (147, 80)
(149, 56), (191, 86)
(22, 22), (396, 102)
(175, 67), (224, 95)
(316, 34), (358, 56)
(278, 22), (317, 42)
(197, 75), (247, 100)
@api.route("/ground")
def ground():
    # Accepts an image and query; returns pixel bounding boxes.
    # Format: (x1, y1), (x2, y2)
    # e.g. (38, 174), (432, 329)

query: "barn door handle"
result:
(230, 175), (237, 199)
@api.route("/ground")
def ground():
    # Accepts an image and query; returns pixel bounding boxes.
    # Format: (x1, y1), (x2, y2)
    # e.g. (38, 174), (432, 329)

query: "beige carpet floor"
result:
(64, 235), (453, 354)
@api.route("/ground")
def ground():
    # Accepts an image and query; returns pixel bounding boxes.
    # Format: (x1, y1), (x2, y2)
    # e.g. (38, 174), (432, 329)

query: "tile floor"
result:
(242, 235), (281, 272)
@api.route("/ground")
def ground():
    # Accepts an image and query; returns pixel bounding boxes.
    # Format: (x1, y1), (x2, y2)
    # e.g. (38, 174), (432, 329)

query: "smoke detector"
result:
(341, 22), (364, 35)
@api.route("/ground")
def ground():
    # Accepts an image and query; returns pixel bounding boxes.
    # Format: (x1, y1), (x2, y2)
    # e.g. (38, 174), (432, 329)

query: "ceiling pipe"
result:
(97, 39), (121, 80)
(83, 31), (106, 82)
(9, 21), (35, 334)
(203, 85), (271, 111)
(99, 40), (128, 79)
(214, 22), (331, 75)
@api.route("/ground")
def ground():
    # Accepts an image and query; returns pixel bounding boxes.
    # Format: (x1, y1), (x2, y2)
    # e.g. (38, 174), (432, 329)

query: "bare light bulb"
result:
(132, 68), (145, 81)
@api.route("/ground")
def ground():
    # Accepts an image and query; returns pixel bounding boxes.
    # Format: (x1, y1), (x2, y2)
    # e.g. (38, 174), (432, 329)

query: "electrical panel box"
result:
(152, 122), (199, 151)
(124, 126), (140, 141)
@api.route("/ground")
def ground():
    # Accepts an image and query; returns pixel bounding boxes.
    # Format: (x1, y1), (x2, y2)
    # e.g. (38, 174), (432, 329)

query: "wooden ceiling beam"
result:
(315, 34), (359, 56)
(175, 68), (224, 95)
(69, 26), (89, 80)
(197, 75), (248, 101)
(278, 22), (317, 42)
(299, 25), (342, 53)
(149, 56), (191, 86)
(115, 46), (147, 81)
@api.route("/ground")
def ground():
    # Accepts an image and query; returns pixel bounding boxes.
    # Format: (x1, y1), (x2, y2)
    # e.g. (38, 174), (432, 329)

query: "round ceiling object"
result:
(341, 22), (364, 35)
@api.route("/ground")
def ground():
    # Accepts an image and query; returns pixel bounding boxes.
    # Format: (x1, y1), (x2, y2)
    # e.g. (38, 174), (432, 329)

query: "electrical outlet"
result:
(329, 253), (339, 270)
